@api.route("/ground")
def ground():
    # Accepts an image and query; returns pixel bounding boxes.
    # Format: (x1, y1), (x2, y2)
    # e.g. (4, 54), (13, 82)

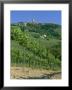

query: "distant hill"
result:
(11, 22), (61, 39)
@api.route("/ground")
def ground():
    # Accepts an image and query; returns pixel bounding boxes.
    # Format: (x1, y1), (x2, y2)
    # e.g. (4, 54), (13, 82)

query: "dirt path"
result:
(11, 66), (61, 79)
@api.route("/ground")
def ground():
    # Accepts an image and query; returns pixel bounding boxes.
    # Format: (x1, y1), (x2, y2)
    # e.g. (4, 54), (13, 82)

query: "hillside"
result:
(11, 22), (61, 79)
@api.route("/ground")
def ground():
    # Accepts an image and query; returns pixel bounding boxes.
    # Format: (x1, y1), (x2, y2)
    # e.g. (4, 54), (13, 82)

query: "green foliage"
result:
(11, 22), (61, 71)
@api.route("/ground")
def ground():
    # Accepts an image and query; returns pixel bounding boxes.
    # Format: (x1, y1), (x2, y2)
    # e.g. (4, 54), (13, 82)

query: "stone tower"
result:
(32, 18), (35, 23)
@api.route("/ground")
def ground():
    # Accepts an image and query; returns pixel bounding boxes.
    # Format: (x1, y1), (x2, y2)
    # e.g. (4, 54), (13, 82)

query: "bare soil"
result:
(10, 66), (61, 79)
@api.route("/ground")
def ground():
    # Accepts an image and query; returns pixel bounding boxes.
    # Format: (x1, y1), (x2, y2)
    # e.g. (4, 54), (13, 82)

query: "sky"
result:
(11, 11), (61, 25)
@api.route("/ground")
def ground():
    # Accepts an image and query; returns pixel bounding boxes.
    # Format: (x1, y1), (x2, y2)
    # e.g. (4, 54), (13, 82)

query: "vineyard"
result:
(11, 22), (61, 79)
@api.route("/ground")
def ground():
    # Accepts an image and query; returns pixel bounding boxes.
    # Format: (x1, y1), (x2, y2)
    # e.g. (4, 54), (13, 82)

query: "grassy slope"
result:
(11, 23), (61, 71)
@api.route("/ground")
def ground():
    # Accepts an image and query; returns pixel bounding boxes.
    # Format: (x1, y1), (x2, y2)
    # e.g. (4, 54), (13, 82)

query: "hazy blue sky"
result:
(11, 11), (61, 25)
